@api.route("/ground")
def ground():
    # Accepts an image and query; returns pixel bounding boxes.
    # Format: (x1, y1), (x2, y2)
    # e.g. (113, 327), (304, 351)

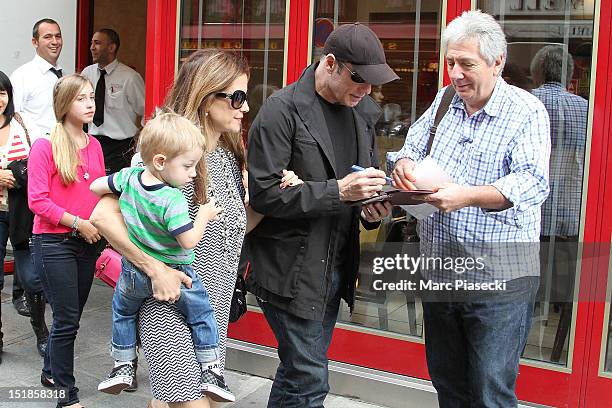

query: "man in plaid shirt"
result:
(531, 45), (587, 239)
(392, 11), (550, 407)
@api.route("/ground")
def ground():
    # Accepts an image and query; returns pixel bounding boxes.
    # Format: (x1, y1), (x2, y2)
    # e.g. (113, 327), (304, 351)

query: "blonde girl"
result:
(28, 73), (105, 408)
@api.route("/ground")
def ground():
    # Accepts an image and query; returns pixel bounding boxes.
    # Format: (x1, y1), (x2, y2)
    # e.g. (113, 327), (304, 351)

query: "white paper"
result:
(411, 156), (454, 189)
(400, 156), (454, 220)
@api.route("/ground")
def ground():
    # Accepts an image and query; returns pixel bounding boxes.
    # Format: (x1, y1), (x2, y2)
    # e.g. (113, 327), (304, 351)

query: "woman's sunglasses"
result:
(215, 90), (248, 109)
(338, 61), (366, 84)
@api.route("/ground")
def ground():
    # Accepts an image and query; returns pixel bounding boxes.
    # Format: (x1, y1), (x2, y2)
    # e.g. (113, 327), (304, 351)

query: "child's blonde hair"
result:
(50, 74), (93, 185)
(138, 111), (206, 165)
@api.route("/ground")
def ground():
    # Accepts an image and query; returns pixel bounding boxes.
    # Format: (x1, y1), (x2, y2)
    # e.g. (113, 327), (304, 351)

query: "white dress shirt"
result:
(82, 59), (145, 140)
(10, 55), (63, 135)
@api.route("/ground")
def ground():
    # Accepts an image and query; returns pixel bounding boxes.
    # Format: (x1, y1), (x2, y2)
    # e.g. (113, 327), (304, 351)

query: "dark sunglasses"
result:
(215, 90), (248, 109)
(338, 61), (366, 84)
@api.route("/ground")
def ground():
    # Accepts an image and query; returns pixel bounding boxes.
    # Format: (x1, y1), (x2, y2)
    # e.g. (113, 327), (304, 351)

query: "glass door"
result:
(310, 0), (443, 377)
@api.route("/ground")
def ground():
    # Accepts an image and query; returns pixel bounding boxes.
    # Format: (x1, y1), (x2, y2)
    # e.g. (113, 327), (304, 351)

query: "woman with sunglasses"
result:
(91, 49), (296, 408)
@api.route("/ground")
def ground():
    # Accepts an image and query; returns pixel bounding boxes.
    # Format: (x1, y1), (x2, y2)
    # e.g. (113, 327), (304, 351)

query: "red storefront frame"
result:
(132, 1), (612, 406)
(582, 1), (612, 406)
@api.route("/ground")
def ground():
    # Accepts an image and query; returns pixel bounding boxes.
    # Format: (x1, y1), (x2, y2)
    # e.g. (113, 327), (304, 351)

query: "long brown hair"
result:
(50, 74), (92, 184)
(164, 49), (249, 204)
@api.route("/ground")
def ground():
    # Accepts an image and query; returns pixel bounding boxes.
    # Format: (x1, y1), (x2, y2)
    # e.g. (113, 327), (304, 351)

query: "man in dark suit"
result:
(247, 23), (398, 407)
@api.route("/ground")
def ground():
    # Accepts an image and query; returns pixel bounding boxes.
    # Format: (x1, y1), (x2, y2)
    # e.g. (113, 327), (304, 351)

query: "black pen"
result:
(350, 165), (393, 185)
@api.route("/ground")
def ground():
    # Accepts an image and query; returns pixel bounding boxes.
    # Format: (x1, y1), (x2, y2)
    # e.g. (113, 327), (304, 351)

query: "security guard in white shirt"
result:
(82, 28), (145, 174)
(11, 18), (64, 136)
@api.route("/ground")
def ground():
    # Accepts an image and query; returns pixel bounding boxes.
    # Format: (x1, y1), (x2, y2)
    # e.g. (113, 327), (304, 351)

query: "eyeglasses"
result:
(338, 61), (366, 84)
(215, 90), (248, 109)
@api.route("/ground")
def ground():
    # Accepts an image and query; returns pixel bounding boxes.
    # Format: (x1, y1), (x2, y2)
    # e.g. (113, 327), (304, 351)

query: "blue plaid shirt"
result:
(395, 78), (551, 281)
(532, 82), (587, 237)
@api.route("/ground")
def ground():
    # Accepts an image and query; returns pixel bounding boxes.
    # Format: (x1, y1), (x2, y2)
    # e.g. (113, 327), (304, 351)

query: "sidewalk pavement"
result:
(0, 274), (388, 408)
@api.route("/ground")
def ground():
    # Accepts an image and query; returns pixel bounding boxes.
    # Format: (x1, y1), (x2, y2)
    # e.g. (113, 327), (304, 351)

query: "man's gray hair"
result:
(530, 45), (574, 87)
(443, 10), (507, 69)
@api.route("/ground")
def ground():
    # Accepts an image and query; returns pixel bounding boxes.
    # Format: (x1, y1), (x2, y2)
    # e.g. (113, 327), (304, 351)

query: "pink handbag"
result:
(95, 247), (122, 288)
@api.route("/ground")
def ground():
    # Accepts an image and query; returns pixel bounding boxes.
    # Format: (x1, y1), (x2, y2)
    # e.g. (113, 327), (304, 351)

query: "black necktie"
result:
(93, 69), (106, 127)
(49, 67), (63, 78)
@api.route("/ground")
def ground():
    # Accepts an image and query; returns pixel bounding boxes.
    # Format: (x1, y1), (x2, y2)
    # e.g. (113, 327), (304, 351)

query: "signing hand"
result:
(338, 167), (387, 201)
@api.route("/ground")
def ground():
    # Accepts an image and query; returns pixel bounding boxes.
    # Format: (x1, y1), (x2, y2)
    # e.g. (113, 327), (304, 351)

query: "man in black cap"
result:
(246, 23), (398, 406)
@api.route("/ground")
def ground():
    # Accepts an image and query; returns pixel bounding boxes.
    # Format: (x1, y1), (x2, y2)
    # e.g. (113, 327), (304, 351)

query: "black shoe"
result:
(41, 372), (55, 388)
(26, 293), (49, 357)
(123, 357), (138, 392)
(98, 362), (135, 395)
(13, 295), (31, 317)
(200, 370), (235, 402)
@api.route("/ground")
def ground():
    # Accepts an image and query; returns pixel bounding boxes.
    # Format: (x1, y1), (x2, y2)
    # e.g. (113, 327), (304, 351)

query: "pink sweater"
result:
(28, 137), (105, 234)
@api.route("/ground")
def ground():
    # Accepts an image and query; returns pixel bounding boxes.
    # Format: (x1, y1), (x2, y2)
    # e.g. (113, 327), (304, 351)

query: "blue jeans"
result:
(31, 233), (101, 407)
(111, 258), (219, 363)
(422, 276), (539, 408)
(0, 211), (8, 290)
(258, 269), (343, 408)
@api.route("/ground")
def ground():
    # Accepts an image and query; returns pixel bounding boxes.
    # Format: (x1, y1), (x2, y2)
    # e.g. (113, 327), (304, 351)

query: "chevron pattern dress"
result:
(138, 147), (247, 402)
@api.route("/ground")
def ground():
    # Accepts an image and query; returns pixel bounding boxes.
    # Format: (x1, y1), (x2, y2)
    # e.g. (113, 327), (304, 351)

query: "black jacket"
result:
(246, 63), (382, 321)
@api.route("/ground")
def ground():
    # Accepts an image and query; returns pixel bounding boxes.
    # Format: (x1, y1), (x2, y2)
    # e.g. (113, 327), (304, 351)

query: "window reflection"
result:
(179, 0), (287, 132)
(480, 0), (593, 366)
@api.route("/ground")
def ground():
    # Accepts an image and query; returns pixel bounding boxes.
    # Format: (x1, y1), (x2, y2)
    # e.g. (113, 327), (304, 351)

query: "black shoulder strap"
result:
(425, 86), (456, 156)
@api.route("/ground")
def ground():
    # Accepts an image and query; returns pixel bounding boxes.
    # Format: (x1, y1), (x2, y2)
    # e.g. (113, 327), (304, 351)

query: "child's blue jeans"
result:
(111, 258), (219, 363)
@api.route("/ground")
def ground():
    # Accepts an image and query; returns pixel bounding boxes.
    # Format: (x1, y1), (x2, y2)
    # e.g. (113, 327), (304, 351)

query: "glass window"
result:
(312, 0), (443, 338)
(178, 0), (287, 126)
(479, 0), (595, 366)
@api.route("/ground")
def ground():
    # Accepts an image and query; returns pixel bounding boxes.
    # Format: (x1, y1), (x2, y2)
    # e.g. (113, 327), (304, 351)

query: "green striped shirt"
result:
(110, 167), (194, 264)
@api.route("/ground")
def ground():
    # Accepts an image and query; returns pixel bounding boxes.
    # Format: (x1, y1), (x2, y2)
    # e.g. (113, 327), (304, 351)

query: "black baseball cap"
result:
(323, 22), (399, 86)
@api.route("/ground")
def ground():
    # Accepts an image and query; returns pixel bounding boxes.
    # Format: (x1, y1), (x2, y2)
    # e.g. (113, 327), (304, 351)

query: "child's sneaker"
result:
(98, 362), (136, 394)
(200, 369), (236, 402)
(123, 357), (138, 392)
